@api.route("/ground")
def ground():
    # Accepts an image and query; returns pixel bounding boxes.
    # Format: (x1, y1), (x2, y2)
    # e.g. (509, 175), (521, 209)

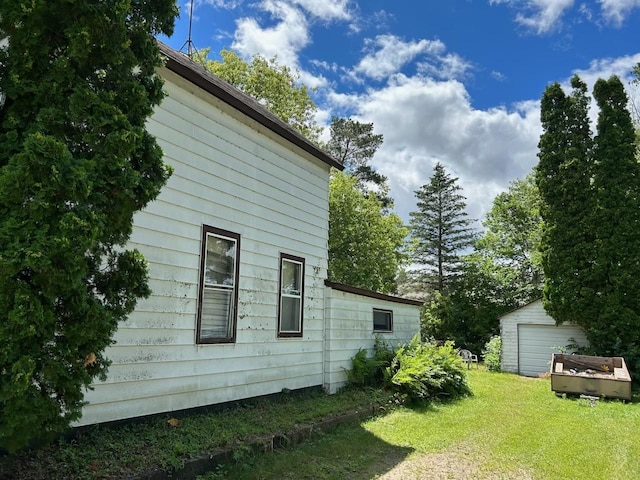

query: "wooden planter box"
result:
(550, 354), (632, 401)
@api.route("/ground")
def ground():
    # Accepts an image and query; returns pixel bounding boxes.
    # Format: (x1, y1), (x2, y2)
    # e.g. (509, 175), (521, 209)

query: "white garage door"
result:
(518, 324), (588, 377)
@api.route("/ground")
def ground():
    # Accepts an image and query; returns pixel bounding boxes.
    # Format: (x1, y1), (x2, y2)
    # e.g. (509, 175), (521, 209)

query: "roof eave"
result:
(157, 42), (344, 171)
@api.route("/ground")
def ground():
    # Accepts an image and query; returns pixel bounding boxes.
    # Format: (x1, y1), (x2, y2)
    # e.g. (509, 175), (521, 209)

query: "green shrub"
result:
(345, 337), (394, 387)
(385, 335), (471, 402)
(482, 336), (502, 372)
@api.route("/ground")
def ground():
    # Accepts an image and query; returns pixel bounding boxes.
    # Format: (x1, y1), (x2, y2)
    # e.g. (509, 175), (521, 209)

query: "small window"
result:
(197, 226), (240, 343)
(373, 309), (393, 332)
(278, 254), (305, 337)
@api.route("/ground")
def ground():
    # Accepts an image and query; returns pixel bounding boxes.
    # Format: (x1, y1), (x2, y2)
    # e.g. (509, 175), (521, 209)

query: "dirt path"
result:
(375, 444), (534, 480)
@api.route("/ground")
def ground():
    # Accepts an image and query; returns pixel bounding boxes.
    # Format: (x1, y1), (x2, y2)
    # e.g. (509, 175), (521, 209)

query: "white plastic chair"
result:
(459, 349), (479, 369)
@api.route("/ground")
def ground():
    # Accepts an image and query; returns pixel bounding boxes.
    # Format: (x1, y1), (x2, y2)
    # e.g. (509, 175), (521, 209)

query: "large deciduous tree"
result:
(0, 0), (177, 451)
(537, 74), (640, 375)
(410, 163), (475, 293)
(328, 171), (407, 294)
(475, 173), (544, 306)
(198, 49), (321, 142)
(421, 257), (509, 354)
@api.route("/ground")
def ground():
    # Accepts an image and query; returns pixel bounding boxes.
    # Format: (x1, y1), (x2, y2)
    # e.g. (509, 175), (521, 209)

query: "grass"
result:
(0, 388), (394, 480)
(3, 371), (640, 479)
(206, 370), (640, 480)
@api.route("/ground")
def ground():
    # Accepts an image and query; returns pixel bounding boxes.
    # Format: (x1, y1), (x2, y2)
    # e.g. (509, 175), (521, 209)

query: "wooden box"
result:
(550, 354), (632, 401)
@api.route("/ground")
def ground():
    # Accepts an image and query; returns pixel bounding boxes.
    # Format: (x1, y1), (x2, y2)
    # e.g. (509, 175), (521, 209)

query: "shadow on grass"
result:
(216, 422), (414, 480)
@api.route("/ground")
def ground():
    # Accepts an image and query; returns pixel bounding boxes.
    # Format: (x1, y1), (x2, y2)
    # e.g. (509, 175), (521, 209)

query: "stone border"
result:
(129, 406), (382, 480)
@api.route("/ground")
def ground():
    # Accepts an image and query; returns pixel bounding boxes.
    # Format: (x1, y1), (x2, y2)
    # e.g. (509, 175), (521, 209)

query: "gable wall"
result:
(500, 300), (587, 374)
(79, 69), (331, 425)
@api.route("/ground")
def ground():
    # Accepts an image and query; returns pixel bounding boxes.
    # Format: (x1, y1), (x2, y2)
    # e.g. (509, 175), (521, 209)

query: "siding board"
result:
(76, 68), (330, 426)
(324, 286), (420, 393)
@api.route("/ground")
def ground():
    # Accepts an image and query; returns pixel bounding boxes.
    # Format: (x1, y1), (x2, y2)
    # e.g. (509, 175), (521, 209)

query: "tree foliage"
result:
(327, 116), (384, 171)
(410, 163), (475, 293)
(537, 74), (640, 375)
(328, 170), (407, 294)
(0, 0), (177, 451)
(326, 116), (391, 206)
(475, 173), (544, 306)
(198, 49), (321, 142)
(420, 255), (510, 354)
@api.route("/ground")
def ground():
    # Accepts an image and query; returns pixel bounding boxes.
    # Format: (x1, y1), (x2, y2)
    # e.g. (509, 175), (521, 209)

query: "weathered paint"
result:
(77, 59), (421, 428)
(79, 68), (330, 426)
(324, 286), (421, 393)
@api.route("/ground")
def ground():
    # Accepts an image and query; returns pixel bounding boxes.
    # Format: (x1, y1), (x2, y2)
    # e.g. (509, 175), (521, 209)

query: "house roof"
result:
(158, 42), (344, 171)
(325, 280), (424, 306)
(498, 298), (542, 319)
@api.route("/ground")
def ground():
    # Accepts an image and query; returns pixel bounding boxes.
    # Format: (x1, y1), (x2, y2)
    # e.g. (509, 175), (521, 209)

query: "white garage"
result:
(501, 300), (588, 377)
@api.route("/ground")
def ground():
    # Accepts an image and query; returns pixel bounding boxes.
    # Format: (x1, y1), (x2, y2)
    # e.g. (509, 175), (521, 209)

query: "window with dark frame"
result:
(278, 253), (305, 337)
(197, 226), (240, 343)
(373, 308), (393, 332)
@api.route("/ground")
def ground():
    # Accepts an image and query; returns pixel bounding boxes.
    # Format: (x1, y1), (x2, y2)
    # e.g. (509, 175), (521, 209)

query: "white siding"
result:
(324, 287), (421, 394)
(500, 300), (588, 376)
(78, 69), (330, 426)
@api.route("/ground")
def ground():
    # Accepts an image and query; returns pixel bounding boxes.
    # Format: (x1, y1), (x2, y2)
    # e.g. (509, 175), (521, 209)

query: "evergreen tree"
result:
(536, 76), (594, 326)
(409, 163), (475, 293)
(326, 116), (391, 207)
(327, 116), (384, 171)
(537, 74), (640, 375)
(0, 0), (177, 451)
(588, 76), (640, 364)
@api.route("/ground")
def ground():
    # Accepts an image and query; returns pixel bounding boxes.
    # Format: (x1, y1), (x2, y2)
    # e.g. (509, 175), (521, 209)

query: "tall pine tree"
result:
(410, 163), (475, 293)
(0, 1), (177, 451)
(326, 116), (391, 207)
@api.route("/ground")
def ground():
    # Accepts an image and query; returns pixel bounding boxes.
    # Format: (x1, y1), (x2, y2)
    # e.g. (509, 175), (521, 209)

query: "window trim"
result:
(196, 225), (241, 344)
(277, 253), (305, 338)
(373, 308), (393, 333)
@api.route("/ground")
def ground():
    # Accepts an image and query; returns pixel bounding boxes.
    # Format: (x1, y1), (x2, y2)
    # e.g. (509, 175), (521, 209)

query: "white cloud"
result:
(232, 0), (309, 66)
(289, 0), (352, 21)
(490, 0), (575, 34)
(329, 74), (542, 224)
(350, 35), (448, 81)
(598, 0), (640, 26)
(228, 0), (352, 92)
(199, 0), (242, 9)
(491, 70), (507, 81)
(564, 53), (640, 125)
(417, 53), (473, 81)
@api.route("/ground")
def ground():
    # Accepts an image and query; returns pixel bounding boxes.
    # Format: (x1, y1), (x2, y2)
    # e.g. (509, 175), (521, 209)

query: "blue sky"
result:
(160, 0), (640, 226)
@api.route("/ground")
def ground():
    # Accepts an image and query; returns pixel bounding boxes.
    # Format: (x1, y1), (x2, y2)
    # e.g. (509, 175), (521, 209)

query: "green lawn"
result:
(3, 371), (639, 479)
(214, 370), (640, 480)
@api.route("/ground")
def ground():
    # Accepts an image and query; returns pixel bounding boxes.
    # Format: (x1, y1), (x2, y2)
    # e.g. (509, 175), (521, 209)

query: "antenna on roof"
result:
(179, 0), (199, 60)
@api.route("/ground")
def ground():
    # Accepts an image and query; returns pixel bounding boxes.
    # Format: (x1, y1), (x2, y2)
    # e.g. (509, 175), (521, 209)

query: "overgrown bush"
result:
(482, 336), (502, 372)
(345, 337), (394, 387)
(385, 335), (471, 402)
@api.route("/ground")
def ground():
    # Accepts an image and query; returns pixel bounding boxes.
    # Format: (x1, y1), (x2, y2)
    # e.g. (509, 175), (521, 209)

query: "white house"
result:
(500, 299), (588, 377)
(77, 43), (421, 426)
